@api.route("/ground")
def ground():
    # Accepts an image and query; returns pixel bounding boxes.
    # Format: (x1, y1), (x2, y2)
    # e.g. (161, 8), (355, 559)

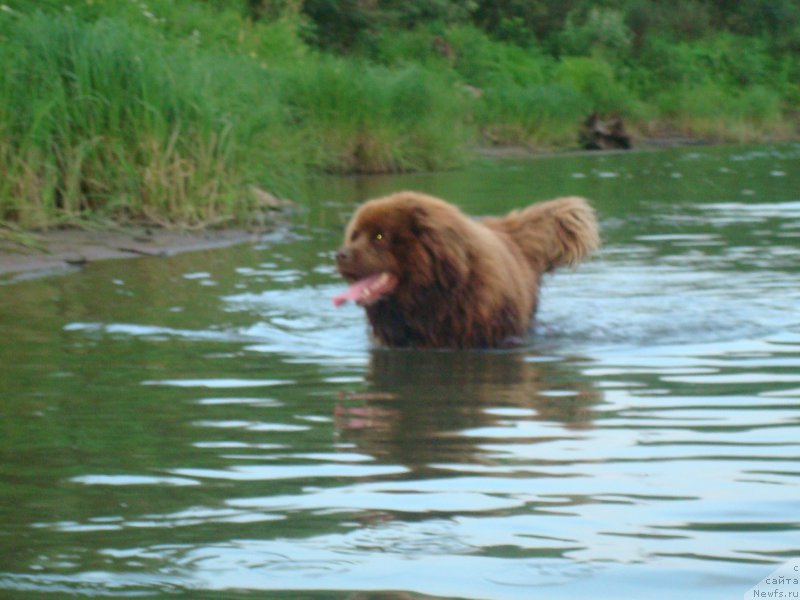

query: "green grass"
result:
(475, 83), (587, 147)
(656, 83), (787, 142)
(0, 2), (797, 229)
(275, 58), (468, 173)
(0, 9), (472, 228)
(0, 14), (291, 228)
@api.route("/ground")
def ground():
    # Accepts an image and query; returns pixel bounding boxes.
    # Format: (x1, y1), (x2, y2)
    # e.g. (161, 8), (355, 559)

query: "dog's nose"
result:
(336, 248), (351, 264)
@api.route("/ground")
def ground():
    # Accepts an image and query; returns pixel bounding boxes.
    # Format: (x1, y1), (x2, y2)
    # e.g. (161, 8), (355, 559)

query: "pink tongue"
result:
(333, 272), (396, 307)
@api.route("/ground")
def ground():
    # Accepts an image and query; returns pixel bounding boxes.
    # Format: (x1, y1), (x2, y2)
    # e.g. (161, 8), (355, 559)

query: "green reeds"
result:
(657, 84), (787, 142)
(276, 58), (468, 173)
(0, 14), (286, 228)
(0, 12), (469, 228)
(475, 83), (588, 147)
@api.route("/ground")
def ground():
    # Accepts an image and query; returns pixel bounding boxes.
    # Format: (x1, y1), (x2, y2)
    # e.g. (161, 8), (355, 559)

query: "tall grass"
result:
(440, 27), (642, 147)
(631, 33), (790, 141)
(0, 11), (467, 228)
(276, 58), (468, 173)
(0, 14), (297, 228)
(476, 84), (587, 147)
(0, 2), (797, 229)
(657, 84), (786, 142)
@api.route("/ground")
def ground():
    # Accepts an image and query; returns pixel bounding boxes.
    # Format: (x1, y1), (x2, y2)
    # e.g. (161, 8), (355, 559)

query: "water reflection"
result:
(336, 350), (601, 469)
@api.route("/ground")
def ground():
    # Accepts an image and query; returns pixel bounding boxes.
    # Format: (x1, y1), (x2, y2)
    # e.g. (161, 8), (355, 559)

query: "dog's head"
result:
(333, 192), (470, 307)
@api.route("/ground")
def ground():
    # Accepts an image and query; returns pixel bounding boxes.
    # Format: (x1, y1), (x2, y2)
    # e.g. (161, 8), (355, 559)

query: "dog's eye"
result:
(373, 232), (385, 242)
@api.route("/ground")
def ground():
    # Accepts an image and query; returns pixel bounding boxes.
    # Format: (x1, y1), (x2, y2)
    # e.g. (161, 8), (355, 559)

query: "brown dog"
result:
(334, 191), (599, 349)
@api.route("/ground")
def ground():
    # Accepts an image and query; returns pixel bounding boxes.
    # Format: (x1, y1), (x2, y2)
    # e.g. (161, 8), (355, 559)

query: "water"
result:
(1, 144), (799, 599)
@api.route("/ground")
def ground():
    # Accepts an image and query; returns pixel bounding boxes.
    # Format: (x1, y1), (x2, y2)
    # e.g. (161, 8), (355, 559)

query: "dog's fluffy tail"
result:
(484, 196), (600, 273)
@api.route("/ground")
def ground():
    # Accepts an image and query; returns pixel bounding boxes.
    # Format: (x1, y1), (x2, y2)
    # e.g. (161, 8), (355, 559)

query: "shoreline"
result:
(1, 138), (793, 281)
(0, 228), (266, 280)
(474, 134), (715, 159)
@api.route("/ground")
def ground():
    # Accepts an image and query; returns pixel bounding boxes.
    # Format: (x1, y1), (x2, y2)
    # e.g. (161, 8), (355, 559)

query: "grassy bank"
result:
(0, 11), (468, 228)
(0, 1), (798, 229)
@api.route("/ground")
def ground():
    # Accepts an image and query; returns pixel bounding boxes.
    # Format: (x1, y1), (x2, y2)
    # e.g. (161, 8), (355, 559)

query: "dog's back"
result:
(483, 196), (600, 275)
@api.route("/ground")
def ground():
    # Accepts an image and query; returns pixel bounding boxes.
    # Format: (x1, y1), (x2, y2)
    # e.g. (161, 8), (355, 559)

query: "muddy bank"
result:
(0, 228), (267, 280)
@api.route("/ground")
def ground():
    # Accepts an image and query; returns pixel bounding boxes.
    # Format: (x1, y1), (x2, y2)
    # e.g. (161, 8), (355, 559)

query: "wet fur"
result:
(337, 191), (599, 349)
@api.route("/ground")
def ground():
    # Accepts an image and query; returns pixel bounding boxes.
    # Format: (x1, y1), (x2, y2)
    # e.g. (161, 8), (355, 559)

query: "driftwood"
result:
(580, 113), (632, 150)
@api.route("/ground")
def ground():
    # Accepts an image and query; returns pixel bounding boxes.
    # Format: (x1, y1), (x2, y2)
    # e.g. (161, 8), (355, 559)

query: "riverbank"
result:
(2, 2), (798, 232)
(0, 227), (268, 280)
(0, 134), (783, 280)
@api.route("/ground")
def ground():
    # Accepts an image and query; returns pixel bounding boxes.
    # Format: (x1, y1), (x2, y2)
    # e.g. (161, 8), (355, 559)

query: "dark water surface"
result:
(1, 144), (799, 599)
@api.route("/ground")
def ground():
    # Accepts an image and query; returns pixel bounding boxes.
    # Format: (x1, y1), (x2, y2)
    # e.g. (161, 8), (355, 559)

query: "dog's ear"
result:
(410, 204), (469, 290)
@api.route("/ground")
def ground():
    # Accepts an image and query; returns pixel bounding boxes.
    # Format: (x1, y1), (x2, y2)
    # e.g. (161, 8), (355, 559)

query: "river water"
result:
(1, 144), (799, 599)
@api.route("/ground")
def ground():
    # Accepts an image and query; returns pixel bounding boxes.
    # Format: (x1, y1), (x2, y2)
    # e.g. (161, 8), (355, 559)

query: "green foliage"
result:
(713, 0), (800, 39)
(0, 0), (798, 228)
(0, 6), (470, 227)
(556, 56), (636, 115)
(637, 34), (776, 89)
(476, 83), (587, 146)
(626, 0), (713, 45)
(276, 58), (468, 172)
(445, 25), (552, 87)
(301, 0), (473, 52)
(370, 27), (454, 68)
(0, 12), (300, 227)
(658, 83), (785, 141)
(559, 7), (633, 60)
(472, 0), (576, 45)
